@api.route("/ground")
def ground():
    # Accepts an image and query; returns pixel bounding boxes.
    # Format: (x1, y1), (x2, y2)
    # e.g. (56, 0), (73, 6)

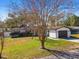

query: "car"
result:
(10, 31), (20, 38)
(10, 31), (30, 38)
(10, 29), (34, 38)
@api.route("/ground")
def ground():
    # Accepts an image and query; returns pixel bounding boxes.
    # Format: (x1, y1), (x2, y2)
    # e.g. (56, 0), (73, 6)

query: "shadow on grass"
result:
(0, 57), (7, 59)
(44, 48), (79, 59)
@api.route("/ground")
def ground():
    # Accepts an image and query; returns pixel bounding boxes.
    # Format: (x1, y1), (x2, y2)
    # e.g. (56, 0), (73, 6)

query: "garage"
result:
(49, 27), (71, 38)
(58, 31), (67, 38)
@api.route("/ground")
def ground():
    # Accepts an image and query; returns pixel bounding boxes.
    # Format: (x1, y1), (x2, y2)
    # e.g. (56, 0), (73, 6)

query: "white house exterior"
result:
(49, 27), (71, 38)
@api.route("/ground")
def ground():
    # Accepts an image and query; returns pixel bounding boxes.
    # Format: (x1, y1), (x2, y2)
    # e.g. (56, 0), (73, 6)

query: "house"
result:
(0, 28), (11, 37)
(4, 32), (11, 37)
(49, 27), (71, 38)
(69, 26), (79, 34)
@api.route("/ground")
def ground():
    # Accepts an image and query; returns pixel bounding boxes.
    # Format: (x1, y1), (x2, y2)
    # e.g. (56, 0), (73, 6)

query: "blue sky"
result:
(0, 0), (10, 21)
(0, 0), (79, 21)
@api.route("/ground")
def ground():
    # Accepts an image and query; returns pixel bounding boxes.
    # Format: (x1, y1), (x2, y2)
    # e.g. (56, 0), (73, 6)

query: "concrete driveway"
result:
(68, 39), (79, 43)
(39, 49), (79, 59)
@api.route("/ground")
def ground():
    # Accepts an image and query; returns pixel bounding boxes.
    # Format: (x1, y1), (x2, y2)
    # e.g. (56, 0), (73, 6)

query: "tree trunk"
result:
(40, 40), (45, 49)
(39, 35), (46, 49)
(0, 37), (4, 58)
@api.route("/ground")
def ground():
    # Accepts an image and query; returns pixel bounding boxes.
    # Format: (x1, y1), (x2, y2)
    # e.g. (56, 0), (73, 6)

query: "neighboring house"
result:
(49, 27), (71, 38)
(69, 27), (79, 34)
(4, 32), (11, 37)
(0, 28), (11, 37)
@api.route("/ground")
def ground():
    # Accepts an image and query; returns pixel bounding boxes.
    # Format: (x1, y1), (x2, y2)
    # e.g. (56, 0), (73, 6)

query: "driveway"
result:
(68, 39), (79, 43)
(39, 48), (79, 59)
(38, 38), (79, 59)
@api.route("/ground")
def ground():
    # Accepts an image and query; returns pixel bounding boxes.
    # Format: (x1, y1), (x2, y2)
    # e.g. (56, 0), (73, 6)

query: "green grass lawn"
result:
(0, 37), (79, 59)
(71, 34), (79, 38)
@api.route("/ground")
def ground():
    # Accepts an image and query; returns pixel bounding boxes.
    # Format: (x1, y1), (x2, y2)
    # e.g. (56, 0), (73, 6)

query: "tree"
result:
(0, 20), (5, 58)
(63, 15), (79, 26)
(9, 0), (73, 49)
(5, 16), (24, 28)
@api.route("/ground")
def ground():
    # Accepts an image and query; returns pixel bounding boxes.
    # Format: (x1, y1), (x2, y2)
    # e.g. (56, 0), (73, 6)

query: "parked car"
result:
(10, 31), (33, 38)
(10, 31), (21, 38)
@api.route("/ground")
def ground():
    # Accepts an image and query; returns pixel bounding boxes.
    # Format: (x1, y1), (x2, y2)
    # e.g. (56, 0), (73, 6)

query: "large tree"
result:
(5, 15), (24, 28)
(9, 0), (73, 49)
(63, 15), (79, 26)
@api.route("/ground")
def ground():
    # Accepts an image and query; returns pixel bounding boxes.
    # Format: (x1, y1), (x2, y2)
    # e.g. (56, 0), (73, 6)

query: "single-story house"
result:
(69, 26), (79, 34)
(49, 27), (71, 38)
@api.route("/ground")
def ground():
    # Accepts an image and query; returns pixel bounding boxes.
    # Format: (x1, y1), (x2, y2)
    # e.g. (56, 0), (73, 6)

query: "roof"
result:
(49, 26), (69, 30)
(69, 26), (79, 29)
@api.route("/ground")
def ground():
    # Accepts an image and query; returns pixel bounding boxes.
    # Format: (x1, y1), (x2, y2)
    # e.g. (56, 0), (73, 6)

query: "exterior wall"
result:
(4, 32), (11, 37)
(20, 28), (26, 33)
(68, 30), (71, 37)
(49, 30), (57, 38)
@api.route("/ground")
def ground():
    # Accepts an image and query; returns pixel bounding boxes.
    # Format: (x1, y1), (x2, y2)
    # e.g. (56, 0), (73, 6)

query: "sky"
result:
(0, 0), (10, 21)
(0, 0), (79, 21)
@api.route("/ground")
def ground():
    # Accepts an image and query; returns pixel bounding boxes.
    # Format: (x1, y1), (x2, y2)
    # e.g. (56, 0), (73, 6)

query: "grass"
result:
(0, 37), (79, 59)
(71, 34), (79, 38)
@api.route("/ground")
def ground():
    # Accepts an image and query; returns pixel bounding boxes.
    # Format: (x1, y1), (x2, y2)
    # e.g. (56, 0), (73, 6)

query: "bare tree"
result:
(0, 20), (5, 58)
(9, 0), (73, 49)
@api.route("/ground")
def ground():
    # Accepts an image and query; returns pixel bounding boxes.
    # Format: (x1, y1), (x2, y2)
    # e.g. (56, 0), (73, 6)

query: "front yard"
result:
(0, 37), (79, 59)
(71, 34), (79, 38)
